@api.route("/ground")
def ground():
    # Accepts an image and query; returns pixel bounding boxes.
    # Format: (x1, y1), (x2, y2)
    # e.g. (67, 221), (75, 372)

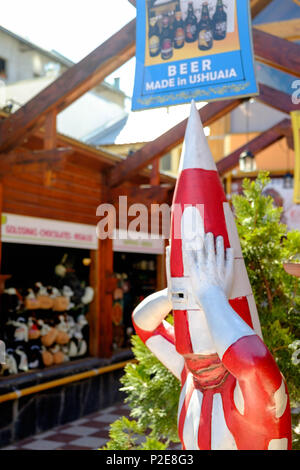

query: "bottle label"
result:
(186, 24), (196, 39)
(149, 35), (160, 54)
(175, 27), (185, 46)
(162, 39), (172, 55)
(199, 29), (213, 47)
(215, 21), (226, 34)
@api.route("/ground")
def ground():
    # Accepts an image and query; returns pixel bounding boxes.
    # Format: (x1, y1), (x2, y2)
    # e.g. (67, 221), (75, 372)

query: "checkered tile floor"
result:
(1, 402), (181, 450)
(1, 402), (131, 450)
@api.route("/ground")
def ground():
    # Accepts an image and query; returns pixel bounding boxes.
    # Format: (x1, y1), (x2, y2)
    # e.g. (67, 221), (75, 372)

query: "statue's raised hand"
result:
(184, 233), (234, 304)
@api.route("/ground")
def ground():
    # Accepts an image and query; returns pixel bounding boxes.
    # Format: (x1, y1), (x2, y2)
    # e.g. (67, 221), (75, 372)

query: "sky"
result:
(0, 0), (137, 95)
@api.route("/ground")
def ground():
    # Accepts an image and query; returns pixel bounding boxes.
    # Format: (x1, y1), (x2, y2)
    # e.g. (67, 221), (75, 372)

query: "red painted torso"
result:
(178, 350), (292, 450)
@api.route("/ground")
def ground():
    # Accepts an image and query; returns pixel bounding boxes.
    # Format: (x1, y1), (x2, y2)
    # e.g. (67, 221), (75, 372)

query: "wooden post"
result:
(0, 181), (2, 272)
(88, 238), (113, 358)
(43, 109), (57, 187)
(226, 173), (232, 199)
(150, 159), (160, 186)
(156, 251), (166, 291)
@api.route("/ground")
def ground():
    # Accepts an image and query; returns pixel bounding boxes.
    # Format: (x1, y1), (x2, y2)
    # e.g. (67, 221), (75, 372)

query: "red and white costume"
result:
(132, 102), (292, 450)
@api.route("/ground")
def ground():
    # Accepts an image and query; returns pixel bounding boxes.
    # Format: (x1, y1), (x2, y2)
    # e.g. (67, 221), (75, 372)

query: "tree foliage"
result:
(101, 172), (300, 450)
(232, 172), (300, 403)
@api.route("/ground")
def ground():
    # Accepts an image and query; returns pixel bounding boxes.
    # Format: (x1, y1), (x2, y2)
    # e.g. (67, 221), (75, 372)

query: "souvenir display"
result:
(0, 259), (94, 376)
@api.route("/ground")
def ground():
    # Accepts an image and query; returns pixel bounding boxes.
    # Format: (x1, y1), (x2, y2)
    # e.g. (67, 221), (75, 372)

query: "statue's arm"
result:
(132, 288), (172, 334)
(132, 289), (184, 380)
(185, 234), (284, 391)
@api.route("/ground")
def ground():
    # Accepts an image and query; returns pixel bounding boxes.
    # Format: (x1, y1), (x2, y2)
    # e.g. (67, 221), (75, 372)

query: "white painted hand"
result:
(184, 233), (234, 304)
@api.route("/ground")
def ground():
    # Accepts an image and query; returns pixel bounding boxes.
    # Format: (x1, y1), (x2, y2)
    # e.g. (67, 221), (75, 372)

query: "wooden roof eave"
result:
(0, 112), (175, 187)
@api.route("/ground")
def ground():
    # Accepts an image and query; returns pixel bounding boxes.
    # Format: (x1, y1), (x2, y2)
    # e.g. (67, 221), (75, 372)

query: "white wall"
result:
(0, 30), (64, 83)
(230, 100), (289, 134)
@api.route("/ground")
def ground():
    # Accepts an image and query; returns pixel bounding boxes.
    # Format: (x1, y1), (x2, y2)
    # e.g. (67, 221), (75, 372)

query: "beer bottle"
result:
(198, 2), (213, 51)
(173, 4), (185, 49)
(213, 0), (227, 40)
(148, 12), (161, 57)
(161, 15), (173, 60)
(185, 2), (197, 43)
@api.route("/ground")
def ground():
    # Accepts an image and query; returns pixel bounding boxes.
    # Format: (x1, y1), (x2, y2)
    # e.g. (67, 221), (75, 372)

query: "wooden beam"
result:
(217, 118), (291, 175)
(0, 20), (136, 153)
(257, 83), (300, 114)
(250, 0), (273, 18)
(43, 109), (57, 150)
(255, 19), (300, 42)
(108, 99), (243, 187)
(253, 28), (300, 78)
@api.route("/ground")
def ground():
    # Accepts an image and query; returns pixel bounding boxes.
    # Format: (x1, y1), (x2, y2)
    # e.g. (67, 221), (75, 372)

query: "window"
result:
(161, 153), (172, 171)
(0, 58), (6, 77)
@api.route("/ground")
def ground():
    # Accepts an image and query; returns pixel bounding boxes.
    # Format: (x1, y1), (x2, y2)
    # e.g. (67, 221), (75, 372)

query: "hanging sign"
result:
(132, 0), (258, 110)
(1, 213), (98, 250)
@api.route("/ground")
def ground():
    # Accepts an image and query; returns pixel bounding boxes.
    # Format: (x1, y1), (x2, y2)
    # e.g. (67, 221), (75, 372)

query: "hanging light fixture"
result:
(239, 100), (256, 173)
(239, 150), (256, 172)
(283, 171), (293, 189)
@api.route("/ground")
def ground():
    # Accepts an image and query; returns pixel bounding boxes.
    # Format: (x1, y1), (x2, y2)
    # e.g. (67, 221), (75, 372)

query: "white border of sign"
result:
(1, 213), (98, 250)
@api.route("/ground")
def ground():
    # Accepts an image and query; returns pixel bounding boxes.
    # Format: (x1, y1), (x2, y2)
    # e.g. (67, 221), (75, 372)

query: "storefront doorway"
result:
(112, 251), (158, 351)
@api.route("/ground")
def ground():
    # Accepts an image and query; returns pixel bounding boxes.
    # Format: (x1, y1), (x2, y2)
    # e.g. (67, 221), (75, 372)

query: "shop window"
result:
(0, 244), (94, 376)
(112, 252), (157, 351)
(0, 57), (6, 78)
(161, 152), (172, 172)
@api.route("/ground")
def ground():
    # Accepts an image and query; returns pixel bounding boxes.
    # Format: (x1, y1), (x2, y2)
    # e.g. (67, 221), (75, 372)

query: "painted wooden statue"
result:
(132, 102), (292, 450)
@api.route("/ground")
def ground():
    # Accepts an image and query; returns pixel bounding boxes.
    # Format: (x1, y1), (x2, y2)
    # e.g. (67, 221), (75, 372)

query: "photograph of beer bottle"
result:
(148, 11), (161, 57)
(213, 0), (227, 40)
(173, 4), (185, 49)
(198, 2), (213, 51)
(161, 15), (173, 60)
(185, 2), (197, 43)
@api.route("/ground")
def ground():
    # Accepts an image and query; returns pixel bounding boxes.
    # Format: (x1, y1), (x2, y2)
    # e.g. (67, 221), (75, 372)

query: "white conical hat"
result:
(178, 100), (217, 172)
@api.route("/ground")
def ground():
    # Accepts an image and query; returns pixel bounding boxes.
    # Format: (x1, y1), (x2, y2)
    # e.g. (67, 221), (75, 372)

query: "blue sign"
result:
(132, 0), (258, 110)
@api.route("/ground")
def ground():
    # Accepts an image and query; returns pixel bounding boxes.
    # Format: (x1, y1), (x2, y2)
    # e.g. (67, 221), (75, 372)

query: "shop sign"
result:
(132, 0), (258, 110)
(1, 213), (98, 250)
(113, 229), (165, 254)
